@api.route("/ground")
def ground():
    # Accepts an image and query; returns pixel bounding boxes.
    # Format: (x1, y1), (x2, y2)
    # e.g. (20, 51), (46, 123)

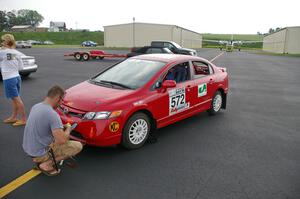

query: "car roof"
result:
(132, 54), (206, 63)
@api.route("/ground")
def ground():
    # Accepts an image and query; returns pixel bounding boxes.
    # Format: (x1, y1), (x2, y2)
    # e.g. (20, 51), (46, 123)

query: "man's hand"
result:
(64, 123), (72, 132)
(53, 123), (72, 145)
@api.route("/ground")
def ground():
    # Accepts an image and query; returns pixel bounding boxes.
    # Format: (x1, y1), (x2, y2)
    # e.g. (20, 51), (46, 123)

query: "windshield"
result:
(170, 42), (182, 49)
(92, 59), (165, 89)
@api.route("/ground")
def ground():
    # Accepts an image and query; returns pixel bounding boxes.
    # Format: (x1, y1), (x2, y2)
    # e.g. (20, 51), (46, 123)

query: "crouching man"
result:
(23, 85), (82, 176)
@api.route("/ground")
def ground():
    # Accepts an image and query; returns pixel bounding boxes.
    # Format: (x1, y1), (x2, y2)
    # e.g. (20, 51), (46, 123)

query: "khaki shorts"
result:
(33, 140), (83, 163)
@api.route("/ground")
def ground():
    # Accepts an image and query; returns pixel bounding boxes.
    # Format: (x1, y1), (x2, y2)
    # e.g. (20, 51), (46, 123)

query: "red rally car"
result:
(57, 54), (229, 149)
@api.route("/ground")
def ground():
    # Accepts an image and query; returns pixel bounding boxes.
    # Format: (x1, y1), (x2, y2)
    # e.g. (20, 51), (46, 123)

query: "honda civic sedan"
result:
(57, 54), (228, 149)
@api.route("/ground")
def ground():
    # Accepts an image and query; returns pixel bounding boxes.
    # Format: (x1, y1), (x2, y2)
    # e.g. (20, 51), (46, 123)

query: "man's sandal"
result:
(34, 163), (61, 177)
(12, 120), (26, 126)
(3, 118), (18, 124)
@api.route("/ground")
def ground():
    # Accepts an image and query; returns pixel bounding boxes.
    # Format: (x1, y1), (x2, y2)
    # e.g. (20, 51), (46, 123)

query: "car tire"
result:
(82, 53), (90, 61)
(21, 73), (30, 78)
(122, 112), (151, 150)
(208, 91), (223, 115)
(99, 57), (104, 60)
(74, 53), (82, 61)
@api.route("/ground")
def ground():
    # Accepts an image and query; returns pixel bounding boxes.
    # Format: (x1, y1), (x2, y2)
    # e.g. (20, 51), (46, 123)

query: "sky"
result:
(1, 0), (300, 34)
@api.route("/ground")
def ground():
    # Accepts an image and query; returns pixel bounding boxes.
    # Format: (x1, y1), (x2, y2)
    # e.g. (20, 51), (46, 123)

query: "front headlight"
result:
(22, 59), (35, 65)
(83, 110), (122, 120)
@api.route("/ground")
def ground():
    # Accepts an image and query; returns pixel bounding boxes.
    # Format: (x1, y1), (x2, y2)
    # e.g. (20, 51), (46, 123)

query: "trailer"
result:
(64, 50), (127, 61)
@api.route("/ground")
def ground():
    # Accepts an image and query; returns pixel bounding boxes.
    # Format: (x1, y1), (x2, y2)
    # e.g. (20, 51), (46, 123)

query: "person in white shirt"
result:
(0, 34), (26, 126)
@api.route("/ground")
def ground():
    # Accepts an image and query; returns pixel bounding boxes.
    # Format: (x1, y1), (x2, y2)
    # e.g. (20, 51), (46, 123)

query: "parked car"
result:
(82, 41), (97, 47)
(151, 41), (197, 56)
(127, 46), (173, 57)
(0, 51), (38, 78)
(57, 54), (228, 149)
(43, 41), (54, 45)
(16, 41), (32, 48)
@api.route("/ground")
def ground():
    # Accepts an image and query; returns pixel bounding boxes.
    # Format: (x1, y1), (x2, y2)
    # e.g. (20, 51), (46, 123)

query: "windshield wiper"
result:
(100, 80), (133, 90)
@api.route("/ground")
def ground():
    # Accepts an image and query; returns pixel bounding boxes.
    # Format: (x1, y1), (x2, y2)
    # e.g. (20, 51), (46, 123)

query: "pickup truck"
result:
(151, 41), (197, 56)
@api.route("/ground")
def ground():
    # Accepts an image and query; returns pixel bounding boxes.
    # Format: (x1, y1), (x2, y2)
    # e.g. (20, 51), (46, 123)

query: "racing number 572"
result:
(170, 94), (185, 108)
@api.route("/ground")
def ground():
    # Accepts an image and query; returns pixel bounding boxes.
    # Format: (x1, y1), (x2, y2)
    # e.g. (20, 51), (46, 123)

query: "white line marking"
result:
(210, 52), (224, 62)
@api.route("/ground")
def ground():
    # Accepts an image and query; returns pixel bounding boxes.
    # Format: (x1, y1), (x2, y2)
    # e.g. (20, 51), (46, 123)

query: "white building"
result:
(263, 26), (300, 54)
(49, 22), (66, 32)
(104, 22), (202, 48)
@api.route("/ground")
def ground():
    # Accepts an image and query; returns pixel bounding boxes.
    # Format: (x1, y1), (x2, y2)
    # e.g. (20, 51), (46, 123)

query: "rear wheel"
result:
(74, 53), (82, 61)
(82, 53), (90, 61)
(208, 91), (222, 115)
(99, 57), (104, 60)
(122, 113), (150, 149)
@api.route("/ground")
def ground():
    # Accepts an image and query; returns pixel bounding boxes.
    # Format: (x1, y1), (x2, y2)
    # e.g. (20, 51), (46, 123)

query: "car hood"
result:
(21, 55), (34, 59)
(63, 81), (134, 111)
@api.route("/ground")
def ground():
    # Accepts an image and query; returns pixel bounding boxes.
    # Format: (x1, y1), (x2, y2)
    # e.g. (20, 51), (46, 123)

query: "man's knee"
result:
(72, 141), (83, 155)
(66, 141), (82, 156)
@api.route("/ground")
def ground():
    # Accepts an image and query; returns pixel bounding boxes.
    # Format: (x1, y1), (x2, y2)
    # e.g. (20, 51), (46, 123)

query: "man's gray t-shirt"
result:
(23, 102), (63, 157)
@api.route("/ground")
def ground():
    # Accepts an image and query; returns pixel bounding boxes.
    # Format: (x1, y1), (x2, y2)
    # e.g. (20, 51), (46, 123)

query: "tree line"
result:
(0, 9), (44, 31)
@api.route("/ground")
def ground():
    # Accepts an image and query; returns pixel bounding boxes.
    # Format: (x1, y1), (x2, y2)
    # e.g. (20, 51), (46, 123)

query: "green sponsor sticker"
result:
(198, 83), (207, 97)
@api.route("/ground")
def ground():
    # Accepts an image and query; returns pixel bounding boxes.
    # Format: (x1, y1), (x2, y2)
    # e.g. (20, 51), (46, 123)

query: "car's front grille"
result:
(58, 105), (85, 119)
(70, 131), (85, 140)
(68, 112), (84, 118)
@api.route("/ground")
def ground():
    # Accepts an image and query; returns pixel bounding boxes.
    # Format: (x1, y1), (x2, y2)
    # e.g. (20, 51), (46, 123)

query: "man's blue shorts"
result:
(3, 76), (21, 99)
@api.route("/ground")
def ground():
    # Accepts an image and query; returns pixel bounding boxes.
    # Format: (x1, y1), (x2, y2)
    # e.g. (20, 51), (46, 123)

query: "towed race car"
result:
(57, 54), (228, 149)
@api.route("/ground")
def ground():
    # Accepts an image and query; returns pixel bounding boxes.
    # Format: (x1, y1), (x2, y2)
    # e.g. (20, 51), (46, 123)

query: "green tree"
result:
(17, 9), (44, 27)
(6, 11), (18, 29)
(0, 10), (8, 31)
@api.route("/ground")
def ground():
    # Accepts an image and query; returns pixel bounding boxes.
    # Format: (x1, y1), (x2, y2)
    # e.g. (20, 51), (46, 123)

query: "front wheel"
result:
(21, 73), (30, 78)
(208, 91), (223, 115)
(122, 113), (150, 149)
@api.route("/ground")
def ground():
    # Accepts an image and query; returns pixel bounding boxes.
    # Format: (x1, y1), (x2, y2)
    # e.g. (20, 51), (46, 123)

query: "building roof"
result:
(11, 25), (32, 29)
(104, 22), (201, 35)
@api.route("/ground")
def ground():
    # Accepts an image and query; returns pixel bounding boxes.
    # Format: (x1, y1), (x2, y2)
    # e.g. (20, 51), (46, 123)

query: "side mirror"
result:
(162, 80), (176, 89)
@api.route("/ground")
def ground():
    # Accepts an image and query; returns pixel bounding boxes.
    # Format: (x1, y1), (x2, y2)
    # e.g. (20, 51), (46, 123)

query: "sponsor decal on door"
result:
(198, 83), (207, 97)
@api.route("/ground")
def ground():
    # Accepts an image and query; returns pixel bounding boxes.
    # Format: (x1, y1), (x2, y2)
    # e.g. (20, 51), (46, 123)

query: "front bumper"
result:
(19, 64), (38, 74)
(56, 106), (124, 147)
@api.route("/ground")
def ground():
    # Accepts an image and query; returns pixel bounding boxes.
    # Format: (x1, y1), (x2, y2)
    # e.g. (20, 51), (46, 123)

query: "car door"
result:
(191, 60), (216, 111)
(151, 61), (197, 127)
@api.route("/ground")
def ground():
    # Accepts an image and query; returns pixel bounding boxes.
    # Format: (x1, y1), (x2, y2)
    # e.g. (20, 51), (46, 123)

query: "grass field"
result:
(0, 31), (104, 45)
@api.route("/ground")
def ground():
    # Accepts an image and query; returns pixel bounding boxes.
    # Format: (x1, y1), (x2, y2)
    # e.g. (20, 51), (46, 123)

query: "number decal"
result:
(169, 88), (190, 115)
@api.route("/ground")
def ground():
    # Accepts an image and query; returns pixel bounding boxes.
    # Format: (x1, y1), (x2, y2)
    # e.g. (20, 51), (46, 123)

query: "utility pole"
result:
(133, 17), (135, 47)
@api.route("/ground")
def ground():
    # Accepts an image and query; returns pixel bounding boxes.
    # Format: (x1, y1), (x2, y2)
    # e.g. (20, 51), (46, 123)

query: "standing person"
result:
(0, 34), (26, 126)
(23, 85), (83, 176)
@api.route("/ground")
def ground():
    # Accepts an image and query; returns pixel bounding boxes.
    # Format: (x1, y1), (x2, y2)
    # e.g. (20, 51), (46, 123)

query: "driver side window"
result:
(164, 62), (190, 84)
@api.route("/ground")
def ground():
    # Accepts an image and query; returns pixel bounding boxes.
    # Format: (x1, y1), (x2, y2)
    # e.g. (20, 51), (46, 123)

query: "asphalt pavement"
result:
(0, 48), (299, 199)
